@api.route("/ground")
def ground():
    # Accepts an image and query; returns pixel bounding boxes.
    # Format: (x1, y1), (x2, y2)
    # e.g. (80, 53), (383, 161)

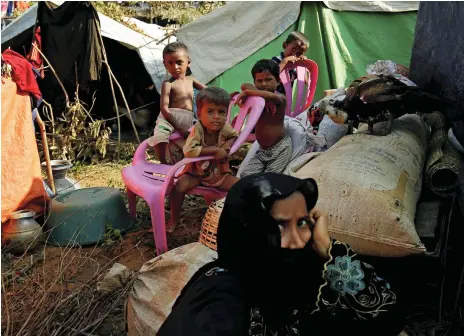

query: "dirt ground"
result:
(2, 162), (462, 335)
(1, 162), (208, 336)
(71, 161), (208, 248)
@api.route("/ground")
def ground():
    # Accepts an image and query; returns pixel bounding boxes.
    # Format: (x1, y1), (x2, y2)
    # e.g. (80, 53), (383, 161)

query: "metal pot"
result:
(42, 160), (81, 195)
(2, 210), (43, 254)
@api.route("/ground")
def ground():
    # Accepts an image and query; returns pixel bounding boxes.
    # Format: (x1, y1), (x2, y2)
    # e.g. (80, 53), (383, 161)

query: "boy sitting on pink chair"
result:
(148, 42), (207, 164)
(168, 87), (239, 232)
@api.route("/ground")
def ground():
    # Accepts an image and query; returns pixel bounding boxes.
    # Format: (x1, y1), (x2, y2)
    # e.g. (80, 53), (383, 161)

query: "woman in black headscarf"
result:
(158, 173), (406, 336)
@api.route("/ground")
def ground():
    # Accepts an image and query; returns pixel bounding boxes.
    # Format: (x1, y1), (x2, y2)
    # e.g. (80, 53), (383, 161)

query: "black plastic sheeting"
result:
(410, 2), (464, 143)
(37, 1), (103, 110)
(409, 2), (464, 199)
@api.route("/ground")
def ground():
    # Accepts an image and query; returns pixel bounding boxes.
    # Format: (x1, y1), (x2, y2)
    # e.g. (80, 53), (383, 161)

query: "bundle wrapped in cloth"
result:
(288, 114), (429, 257)
(423, 111), (462, 197)
(124, 243), (217, 335)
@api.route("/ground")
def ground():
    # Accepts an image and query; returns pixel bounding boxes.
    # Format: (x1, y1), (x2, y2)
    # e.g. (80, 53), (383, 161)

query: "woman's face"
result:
(270, 192), (312, 249)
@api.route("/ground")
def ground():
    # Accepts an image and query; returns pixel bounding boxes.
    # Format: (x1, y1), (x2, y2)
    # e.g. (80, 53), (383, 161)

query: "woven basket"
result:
(199, 198), (225, 251)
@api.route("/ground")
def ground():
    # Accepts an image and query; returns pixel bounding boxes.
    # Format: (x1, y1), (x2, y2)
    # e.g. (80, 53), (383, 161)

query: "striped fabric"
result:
(241, 135), (293, 177)
(26, 27), (44, 78)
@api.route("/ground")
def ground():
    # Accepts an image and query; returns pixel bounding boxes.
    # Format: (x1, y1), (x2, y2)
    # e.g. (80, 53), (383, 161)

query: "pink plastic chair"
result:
(280, 59), (319, 118)
(121, 96), (265, 255)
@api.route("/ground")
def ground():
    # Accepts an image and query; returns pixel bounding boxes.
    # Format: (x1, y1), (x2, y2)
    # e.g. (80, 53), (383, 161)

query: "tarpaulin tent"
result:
(1, 1), (174, 95)
(177, 1), (418, 101)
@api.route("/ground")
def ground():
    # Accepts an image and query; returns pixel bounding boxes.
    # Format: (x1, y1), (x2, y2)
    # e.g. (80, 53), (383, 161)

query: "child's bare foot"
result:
(166, 219), (178, 233)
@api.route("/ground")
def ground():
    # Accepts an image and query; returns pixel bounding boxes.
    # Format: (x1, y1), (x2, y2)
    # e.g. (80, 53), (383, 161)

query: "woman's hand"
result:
(309, 208), (331, 260)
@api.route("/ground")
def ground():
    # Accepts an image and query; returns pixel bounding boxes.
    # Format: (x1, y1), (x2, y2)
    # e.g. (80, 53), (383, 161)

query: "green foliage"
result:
(145, 1), (227, 25)
(92, 1), (148, 35)
(103, 222), (122, 246)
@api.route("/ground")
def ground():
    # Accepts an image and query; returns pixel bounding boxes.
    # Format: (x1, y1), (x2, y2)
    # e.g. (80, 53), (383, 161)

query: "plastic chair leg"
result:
(149, 202), (168, 255)
(126, 187), (137, 218)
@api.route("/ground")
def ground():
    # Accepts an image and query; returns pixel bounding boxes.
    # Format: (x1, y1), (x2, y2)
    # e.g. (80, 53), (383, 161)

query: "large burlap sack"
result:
(290, 114), (429, 257)
(126, 242), (217, 335)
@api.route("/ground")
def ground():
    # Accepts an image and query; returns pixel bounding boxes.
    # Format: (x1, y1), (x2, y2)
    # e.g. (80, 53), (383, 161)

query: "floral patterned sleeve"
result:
(312, 240), (397, 321)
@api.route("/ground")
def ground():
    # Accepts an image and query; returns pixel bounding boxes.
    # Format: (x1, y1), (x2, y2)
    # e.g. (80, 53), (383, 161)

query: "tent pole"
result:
(32, 44), (69, 108)
(95, 21), (141, 146)
(36, 113), (55, 194)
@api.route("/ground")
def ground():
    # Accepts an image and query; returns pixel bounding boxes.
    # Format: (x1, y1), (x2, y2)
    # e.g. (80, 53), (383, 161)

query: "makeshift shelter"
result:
(177, 1), (418, 100)
(1, 1), (171, 93)
(1, 1), (174, 124)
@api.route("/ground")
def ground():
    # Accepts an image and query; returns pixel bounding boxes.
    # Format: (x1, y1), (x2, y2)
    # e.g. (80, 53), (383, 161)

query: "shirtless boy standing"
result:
(236, 59), (292, 177)
(149, 42), (207, 164)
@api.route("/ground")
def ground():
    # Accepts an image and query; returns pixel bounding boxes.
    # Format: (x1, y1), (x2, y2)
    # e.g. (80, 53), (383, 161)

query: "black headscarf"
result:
(216, 173), (323, 326)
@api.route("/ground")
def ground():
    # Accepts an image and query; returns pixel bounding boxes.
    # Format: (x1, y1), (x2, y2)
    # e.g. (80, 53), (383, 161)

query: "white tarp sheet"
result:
(322, 1), (419, 12)
(1, 2), (172, 94)
(176, 1), (302, 84)
(175, 1), (417, 84)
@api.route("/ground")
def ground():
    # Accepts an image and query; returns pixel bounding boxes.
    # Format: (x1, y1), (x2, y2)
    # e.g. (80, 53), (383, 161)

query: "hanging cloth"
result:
(37, 1), (103, 107)
(26, 27), (44, 79)
(2, 49), (42, 99)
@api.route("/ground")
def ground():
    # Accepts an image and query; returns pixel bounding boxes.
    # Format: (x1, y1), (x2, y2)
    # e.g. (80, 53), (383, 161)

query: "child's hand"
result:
(309, 208), (331, 260)
(214, 148), (229, 160)
(221, 144), (232, 154)
(284, 56), (298, 64)
(299, 55), (308, 61)
(230, 91), (240, 99)
(234, 91), (248, 107)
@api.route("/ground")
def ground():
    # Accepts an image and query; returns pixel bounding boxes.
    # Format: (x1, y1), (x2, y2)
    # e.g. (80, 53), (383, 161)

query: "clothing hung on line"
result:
(37, 1), (102, 107)
(158, 173), (407, 336)
(181, 122), (238, 187)
(2, 49), (41, 99)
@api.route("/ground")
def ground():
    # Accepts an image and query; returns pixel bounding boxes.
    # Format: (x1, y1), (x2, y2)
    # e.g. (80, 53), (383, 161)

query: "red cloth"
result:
(2, 49), (41, 99)
(308, 108), (324, 128)
(27, 27), (44, 78)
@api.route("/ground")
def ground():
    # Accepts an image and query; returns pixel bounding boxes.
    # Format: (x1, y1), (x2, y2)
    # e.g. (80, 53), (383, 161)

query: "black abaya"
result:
(158, 173), (407, 336)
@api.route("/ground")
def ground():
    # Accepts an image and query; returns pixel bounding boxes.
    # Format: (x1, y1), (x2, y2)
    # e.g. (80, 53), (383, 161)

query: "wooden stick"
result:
(106, 64), (141, 144)
(95, 21), (141, 145)
(41, 100), (55, 147)
(156, 31), (176, 45)
(36, 113), (56, 194)
(105, 67), (121, 159)
(32, 44), (69, 108)
(2, 280), (11, 336)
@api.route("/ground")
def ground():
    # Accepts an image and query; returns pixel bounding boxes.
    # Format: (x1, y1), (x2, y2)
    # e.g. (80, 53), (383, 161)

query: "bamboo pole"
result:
(95, 21), (141, 145)
(36, 113), (56, 194)
(32, 44), (69, 108)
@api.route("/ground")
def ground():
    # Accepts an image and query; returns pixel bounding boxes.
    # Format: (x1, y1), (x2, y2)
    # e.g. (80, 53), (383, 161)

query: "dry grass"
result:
(3, 162), (461, 335)
(2, 161), (207, 335)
